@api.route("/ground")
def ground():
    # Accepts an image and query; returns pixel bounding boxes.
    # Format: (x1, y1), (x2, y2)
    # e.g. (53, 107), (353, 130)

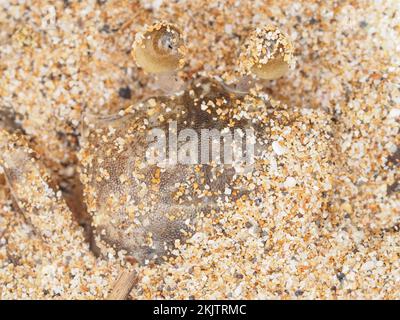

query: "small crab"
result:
(0, 22), (334, 298)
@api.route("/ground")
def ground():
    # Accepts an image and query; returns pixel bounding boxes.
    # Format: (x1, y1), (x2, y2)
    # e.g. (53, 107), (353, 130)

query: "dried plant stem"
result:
(107, 269), (138, 300)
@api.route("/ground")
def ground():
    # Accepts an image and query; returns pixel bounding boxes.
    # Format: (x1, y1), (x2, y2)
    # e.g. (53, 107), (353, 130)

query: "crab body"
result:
(80, 78), (262, 263)
(79, 76), (329, 263)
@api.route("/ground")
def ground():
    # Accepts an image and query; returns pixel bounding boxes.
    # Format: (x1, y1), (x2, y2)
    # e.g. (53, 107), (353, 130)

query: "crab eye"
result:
(132, 22), (186, 74)
(239, 25), (294, 80)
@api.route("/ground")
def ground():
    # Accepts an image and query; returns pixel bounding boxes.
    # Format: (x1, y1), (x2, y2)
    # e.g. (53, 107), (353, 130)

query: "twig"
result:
(107, 269), (138, 300)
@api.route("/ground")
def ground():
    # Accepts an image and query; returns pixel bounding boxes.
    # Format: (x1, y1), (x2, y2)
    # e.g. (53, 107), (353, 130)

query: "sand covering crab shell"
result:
(0, 21), (336, 298)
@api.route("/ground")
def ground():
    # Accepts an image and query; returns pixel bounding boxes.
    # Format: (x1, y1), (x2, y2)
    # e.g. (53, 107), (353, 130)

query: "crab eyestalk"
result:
(239, 25), (294, 80)
(132, 21), (186, 74)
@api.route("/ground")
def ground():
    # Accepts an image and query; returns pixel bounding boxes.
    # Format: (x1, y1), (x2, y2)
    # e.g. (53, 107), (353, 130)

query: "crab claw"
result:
(0, 130), (86, 246)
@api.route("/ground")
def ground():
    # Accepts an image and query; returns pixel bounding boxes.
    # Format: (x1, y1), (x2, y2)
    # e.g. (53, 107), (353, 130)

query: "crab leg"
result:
(0, 130), (86, 247)
(0, 130), (139, 299)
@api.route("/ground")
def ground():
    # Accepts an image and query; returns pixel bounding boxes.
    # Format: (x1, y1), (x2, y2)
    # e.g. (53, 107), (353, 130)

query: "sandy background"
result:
(0, 0), (399, 299)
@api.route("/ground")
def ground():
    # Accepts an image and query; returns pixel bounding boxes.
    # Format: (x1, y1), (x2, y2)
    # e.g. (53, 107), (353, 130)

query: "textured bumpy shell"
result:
(78, 78), (324, 264)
